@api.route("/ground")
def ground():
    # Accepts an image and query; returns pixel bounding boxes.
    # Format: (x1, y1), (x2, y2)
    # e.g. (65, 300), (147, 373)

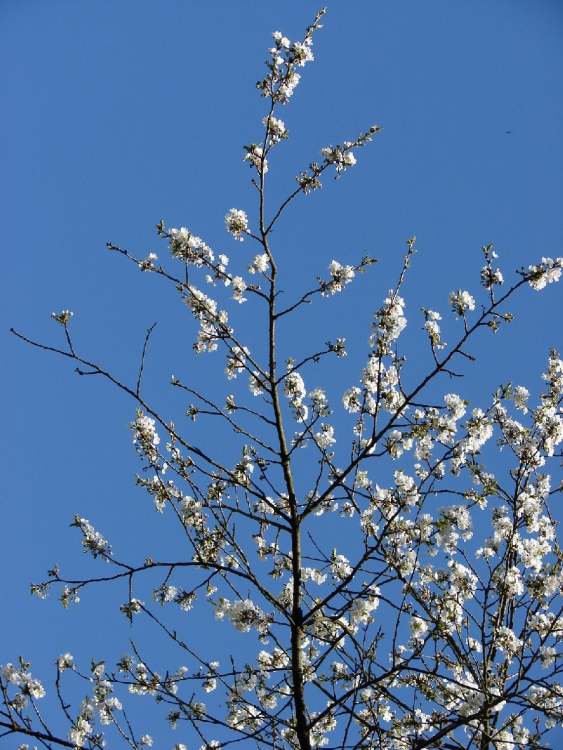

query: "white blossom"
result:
(371, 293), (406, 350)
(331, 553), (352, 580)
(480, 265), (504, 288)
(51, 309), (73, 325)
(322, 260), (355, 295)
(309, 388), (330, 416)
(57, 653), (74, 672)
(342, 386), (362, 413)
(248, 253), (270, 274)
(511, 385), (530, 413)
(230, 275), (247, 303)
(169, 227), (214, 265)
(244, 143), (268, 174)
(132, 410), (161, 462)
(527, 256), (563, 290)
(321, 145), (357, 173)
(409, 615), (428, 642)
(225, 209), (249, 240)
(423, 308), (446, 349)
(315, 423), (335, 450)
(215, 597), (270, 634)
(284, 371), (308, 421)
(263, 115), (287, 143)
(449, 289), (475, 316)
(138, 251), (158, 271)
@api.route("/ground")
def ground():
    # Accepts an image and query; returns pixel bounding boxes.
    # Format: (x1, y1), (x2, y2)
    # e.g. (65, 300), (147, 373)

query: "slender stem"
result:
(260, 126), (311, 750)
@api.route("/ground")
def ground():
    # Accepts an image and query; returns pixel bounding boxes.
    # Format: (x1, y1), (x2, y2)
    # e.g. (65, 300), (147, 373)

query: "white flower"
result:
(448, 560), (477, 600)
(517, 537), (550, 572)
(394, 470), (419, 505)
(356, 470), (371, 488)
(322, 260), (355, 295)
(409, 615), (428, 642)
(465, 408), (493, 453)
(321, 146), (357, 173)
(225, 345), (249, 379)
(153, 584), (178, 605)
(284, 371), (306, 402)
(248, 371), (265, 396)
(225, 209), (249, 240)
(263, 115), (287, 143)
(23, 675), (46, 700)
(291, 40), (314, 67)
(540, 645), (556, 668)
(69, 717), (92, 747)
(2, 663), (22, 685)
(120, 598), (144, 618)
(51, 309), (74, 325)
(495, 626), (522, 658)
(449, 289), (475, 316)
(202, 676), (217, 692)
(284, 371), (308, 421)
(511, 385), (529, 413)
(444, 393), (467, 420)
(169, 227), (214, 265)
(244, 144), (268, 174)
(272, 31), (290, 48)
(315, 423), (335, 450)
(230, 275), (247, 303)
(331, 553), (352, 580)
(480, 265), (504, 288)
(467, 637), (482, 653)
(493, 565), (524, 597)
(349, 586), (380, 625)
(371, 293), (406, 349)
(138, 252), (158, 271)
(302, 567), (327, 586)
(423, 308), (446, 349)
(71, 516), (111, 559)
(57, 653), (74, 672)
(216, 598), (269, 634)
(309, 387), (330, 416)
(527, 257), (563, 290)
(342, 386), (362, 413)
(132, 411), (160, 449)
(248, 253), (270, 274)
(278, 70), (301, 102)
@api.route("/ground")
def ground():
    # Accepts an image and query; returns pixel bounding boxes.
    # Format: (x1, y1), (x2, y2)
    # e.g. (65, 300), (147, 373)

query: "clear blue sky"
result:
(2, 0), (562, 746)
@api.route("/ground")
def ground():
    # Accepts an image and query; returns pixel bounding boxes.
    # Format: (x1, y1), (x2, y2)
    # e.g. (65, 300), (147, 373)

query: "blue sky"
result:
(2, 0), (562, 746)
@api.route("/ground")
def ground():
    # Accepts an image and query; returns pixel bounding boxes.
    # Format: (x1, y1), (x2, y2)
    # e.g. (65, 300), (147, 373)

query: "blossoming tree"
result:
(5, 8), (563, 750)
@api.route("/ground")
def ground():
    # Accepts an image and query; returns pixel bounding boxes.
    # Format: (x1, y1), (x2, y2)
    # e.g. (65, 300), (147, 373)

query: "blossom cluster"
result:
(284, 370), (308, 421)
(168, 227), (214, 265)
(70, 515), (111, 559)
(131, 410), (161, 463)
(215, 597), (271, 635)
(225, 208), (249, 240)
(256, 10), (325, 104)
(51, 309), (74, 326)
(422, 308), (446, 349)
(1, 661), (46, 710)
(527, 256), (563, 290)
(449, 288), (475, 317)
(320, 260), (356, 296)
(370, 291), (407, 352)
